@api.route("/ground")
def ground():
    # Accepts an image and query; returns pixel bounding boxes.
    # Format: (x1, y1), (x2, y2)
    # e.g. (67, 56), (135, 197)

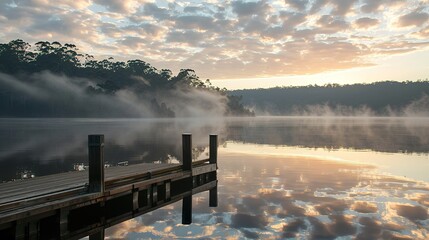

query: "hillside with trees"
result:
(0, 39), (253, 117)
(230, 81), (429, 116)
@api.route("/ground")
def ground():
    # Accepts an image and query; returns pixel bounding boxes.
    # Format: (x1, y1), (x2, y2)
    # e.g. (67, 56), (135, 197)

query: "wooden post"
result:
(182, 134), (192, 171)
(182, 133), (192, 224)
(209, 134), (218, 165)
(209, 134), (218, 207)
(182, 195), (192, 225)
(88, 135), (105, 193)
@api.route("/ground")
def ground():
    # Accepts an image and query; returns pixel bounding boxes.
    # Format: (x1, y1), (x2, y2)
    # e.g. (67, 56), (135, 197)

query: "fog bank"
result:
(0, 71), (227, 118)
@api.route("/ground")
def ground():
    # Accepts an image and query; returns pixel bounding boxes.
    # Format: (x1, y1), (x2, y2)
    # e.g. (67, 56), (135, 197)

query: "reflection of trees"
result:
(0, 119), (227, 181)
(225, 118), (429, 154)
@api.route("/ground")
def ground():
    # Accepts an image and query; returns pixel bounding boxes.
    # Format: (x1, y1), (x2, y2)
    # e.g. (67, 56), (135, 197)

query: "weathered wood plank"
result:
(0, 164), (176, 205)
(192, 164), (217, 176)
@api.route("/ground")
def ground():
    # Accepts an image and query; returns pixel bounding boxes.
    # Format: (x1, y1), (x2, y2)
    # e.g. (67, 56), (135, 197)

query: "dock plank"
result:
(0, 163), (177, 206)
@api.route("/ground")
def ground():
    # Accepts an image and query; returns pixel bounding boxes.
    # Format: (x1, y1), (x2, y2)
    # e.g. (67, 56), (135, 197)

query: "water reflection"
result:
(226, 117), (429, 153)
(1, 117), (428, 238)
(103, 150), (429, 239)
(0, 118), (226, 181)
(1, 117), (428, 182)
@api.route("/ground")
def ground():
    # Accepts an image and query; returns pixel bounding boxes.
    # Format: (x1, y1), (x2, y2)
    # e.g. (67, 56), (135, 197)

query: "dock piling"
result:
(209, 134), (218, 207)
(182, 133), (193, 224)
(209, 134), (217, 165)
(182, 134), (192, 171)
(88, 135), (105, 193)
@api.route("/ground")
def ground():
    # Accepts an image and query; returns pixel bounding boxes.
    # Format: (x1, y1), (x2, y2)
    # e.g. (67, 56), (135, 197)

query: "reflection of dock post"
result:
(209, 134), (218, 207)
(182, 133), (192, 224)
(89, 229), (105, 240)
(88, 135), (105, 193)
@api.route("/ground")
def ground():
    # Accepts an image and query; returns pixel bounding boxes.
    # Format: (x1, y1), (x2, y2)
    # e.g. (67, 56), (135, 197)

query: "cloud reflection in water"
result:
(105, 150), (429, 239)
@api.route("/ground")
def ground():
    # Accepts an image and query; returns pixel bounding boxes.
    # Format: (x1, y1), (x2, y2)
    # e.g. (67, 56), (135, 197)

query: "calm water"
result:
(0, 117), (428, 239)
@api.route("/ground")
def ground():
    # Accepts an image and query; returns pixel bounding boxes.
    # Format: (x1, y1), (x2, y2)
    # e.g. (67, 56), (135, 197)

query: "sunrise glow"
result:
(1, 0), (428, 89)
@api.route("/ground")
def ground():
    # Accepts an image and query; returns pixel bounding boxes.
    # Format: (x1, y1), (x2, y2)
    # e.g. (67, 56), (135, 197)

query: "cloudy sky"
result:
(1, 0), (429, 89)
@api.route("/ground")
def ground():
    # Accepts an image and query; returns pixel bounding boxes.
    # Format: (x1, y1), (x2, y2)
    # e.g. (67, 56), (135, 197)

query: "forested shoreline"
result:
(231, 81), (429, 116)
(0, 39), (253, 117)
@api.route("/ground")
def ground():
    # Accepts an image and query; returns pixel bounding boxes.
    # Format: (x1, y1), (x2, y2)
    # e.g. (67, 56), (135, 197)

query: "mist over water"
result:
(0, 117), (428, 181)
(0, 118), (226, 181)
(0, 71), (227, 118)
(249, 95), (429, 117)
(291, 95), (429, 117)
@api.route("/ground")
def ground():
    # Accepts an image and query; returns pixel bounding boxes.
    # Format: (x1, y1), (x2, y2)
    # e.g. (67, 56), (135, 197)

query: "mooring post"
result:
(182, 133), (192, 171)
(209, 134), (218, 207)
(88, 135), (105, 193)
(182, 133), (192, 224)
(209, 134), (217, 165)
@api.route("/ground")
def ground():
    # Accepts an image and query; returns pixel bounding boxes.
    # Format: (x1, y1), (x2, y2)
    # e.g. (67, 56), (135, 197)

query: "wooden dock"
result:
(0, 134), (218, 240)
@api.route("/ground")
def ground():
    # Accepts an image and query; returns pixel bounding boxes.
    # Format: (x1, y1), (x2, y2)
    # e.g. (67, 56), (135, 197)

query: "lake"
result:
(0, 117), (428, 239)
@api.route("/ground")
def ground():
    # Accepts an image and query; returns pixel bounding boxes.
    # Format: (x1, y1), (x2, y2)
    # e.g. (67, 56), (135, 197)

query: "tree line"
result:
(230, 81), (429, 116)
(0, 39), (254, 117)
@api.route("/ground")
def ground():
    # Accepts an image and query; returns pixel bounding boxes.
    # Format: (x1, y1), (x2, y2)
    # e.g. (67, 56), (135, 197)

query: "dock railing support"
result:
(88, 135), (105, 193)
(209, 134), (218, 207)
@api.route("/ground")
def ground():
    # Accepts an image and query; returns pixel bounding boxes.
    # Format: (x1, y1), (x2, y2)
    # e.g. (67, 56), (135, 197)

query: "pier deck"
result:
(0, 134), (218, 240)
(0, 163), (177, 208)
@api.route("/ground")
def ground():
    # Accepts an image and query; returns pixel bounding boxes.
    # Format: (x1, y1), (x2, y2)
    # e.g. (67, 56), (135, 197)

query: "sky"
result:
(0, 0), (429, 89)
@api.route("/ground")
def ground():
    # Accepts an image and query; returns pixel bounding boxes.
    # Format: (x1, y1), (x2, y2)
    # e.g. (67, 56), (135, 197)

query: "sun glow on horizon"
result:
(211, 49), (429, 90)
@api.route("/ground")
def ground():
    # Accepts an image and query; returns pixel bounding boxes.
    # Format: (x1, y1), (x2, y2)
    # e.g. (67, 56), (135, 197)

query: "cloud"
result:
(360, 0), (384, 13)
(360, 0), (405, 13)
(393, 204), (428, 221)
(284, 0), (309, 11)
(314, 199), (348, 215)
(316, 15), (349, 33)
(354, 17), (379, 29)
(165, 30), (206, 46)
(356, 217), (382, 239)
(397, 9), (429, 27)
(231, 213), (269, 229)
(243, 17), (270, 34)
(282, 218), (307, 238)
(310, 0), (358, 16)
(183, 6), (203, 13)
(351, 201), (378, 213)
(231, 0), (271, 17)
(1, 0), (428, 81)
(92, 0), (140, 13)
(142, 3), (171, 21)
(175, 15), (215, 30)
(13, 0), (91, 9)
